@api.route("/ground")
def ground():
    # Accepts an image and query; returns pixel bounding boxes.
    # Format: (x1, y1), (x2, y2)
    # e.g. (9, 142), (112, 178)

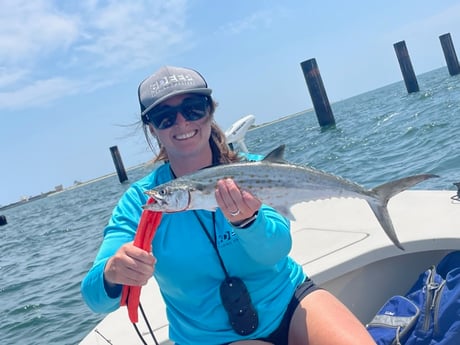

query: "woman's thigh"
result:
(288, 289), (375, 345)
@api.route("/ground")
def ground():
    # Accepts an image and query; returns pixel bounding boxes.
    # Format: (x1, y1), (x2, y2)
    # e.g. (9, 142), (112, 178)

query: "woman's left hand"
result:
(215, 178), (261, 225)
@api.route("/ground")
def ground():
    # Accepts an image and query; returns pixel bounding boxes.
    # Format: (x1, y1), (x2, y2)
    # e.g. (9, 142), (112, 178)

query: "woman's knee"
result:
(288, 289), (375, 345)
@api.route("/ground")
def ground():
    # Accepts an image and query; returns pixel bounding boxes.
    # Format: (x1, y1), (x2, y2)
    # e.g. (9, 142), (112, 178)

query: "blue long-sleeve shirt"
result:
(81, 162), (306, 344)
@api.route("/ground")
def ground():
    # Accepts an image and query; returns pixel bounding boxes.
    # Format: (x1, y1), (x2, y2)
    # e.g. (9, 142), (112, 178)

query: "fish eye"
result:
(158, 189), (167, 196)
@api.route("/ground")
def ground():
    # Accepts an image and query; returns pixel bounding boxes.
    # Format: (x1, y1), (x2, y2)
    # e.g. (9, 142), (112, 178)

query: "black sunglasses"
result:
(143, 96), (210, 130)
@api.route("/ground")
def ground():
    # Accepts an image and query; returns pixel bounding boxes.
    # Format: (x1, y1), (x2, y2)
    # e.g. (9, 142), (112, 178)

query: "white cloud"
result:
(0, 0), (191, 110)
(0, 0), (79, 64)
(217, 7), (285, 36)
(74, 0), (190, 70)
(0, 68), (28, 88)
(0, 77), (83, 110)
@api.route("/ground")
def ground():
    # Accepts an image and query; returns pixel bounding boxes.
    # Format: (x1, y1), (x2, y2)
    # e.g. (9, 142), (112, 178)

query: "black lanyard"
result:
(193, 211), (259, 335)
(194, 211), (230, 279)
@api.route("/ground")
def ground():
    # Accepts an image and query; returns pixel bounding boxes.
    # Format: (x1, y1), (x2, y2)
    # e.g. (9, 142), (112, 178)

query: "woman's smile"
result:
(174, 129), (198, 141)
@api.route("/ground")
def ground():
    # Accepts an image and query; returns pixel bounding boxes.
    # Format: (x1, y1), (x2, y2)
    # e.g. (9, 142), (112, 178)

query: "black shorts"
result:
(258, 278), (320, 344)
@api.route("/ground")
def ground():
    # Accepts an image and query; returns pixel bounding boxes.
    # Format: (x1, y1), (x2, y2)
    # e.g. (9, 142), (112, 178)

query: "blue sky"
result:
(1, 0), (460, 206)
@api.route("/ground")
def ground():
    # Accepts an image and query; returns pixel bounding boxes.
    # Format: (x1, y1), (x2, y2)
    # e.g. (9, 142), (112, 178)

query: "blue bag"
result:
(366, 295), (420, 344)
(367, 251), (460, 345)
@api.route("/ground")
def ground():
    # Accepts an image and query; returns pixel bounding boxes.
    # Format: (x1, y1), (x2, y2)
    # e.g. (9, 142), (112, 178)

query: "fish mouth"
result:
(143, 189), (191, 213)
(145, 190), (166, 206)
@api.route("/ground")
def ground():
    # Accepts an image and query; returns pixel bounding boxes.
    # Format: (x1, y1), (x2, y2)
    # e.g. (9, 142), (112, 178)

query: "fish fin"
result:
(263, 145), (287, 164)
(368, 174), (438, 251)
(367, 201), (403, 250)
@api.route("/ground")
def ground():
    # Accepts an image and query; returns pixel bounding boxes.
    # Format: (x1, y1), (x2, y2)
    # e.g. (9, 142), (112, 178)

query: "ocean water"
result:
(0, 67), (459, 345)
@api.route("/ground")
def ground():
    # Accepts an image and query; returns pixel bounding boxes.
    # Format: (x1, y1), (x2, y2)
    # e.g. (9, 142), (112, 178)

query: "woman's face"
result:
(150, 93), (212, 160)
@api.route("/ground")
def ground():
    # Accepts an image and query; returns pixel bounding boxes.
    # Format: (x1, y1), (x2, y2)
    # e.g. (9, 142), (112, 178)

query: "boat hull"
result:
(80, 190), (460, 344)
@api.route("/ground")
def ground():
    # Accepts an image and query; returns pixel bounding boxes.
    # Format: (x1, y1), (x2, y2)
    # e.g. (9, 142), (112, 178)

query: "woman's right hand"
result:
(104, 242), (156, 287)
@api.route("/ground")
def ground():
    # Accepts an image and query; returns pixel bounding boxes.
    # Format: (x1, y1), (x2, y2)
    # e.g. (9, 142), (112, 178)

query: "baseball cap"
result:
(138, 66), (212, 116)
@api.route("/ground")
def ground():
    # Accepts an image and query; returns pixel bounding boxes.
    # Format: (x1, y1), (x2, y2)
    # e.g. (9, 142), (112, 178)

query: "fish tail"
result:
(368, 174), (438, 250)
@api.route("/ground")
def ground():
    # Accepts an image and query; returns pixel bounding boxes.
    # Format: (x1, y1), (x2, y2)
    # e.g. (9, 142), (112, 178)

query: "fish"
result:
(144, 145), (437, 250)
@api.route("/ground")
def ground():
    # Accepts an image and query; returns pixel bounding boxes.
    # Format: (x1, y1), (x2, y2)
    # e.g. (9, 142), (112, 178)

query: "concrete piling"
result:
(110, 146), (128, 183)
(300, 58), (336, 127)
(393, 40), (419, 93)
(439, 33), (460, 76)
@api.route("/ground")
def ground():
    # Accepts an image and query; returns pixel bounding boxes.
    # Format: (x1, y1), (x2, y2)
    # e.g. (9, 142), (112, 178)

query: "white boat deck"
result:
(80, 190), (460, 345)
(292, 190), (459, 282)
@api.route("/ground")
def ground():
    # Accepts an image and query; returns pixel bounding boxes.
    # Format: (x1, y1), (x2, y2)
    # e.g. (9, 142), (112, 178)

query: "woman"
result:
(81, 65), (375, 345)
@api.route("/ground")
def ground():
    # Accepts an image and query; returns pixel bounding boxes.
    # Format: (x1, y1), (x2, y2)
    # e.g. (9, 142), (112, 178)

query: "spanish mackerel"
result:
(144, 145), (437, 250)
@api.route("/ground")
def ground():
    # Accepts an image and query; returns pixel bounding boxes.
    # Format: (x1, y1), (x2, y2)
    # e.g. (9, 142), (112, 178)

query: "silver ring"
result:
(229, 209), (240, 217)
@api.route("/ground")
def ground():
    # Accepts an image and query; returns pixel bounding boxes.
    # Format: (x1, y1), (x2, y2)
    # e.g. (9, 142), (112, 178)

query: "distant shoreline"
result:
(1, 111), (311, 212)
(250, 108), (312, 130)
(0, 163), (148, 212)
